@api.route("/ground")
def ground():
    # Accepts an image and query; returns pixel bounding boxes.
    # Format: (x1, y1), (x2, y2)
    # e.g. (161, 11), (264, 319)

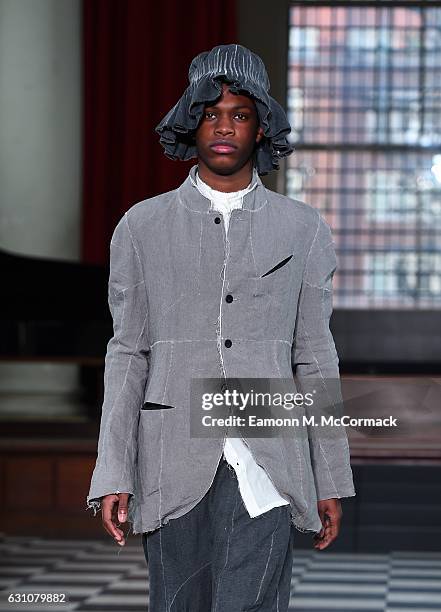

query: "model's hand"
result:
(101, 493), (130, 546)
(313, 498), (342, 550)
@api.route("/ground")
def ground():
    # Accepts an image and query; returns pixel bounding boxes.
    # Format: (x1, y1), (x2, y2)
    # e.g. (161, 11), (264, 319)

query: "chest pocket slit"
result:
(260, 254), (293, 278)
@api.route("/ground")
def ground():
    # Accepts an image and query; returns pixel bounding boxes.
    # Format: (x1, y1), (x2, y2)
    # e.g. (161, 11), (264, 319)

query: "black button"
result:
(214, 216), (221, 224)
(224, 339), (232, 348)
(225, 294), (233, 303)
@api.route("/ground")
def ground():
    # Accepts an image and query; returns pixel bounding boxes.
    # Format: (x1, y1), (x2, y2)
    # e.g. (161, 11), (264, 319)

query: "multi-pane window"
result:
(286, 2), (441, 308)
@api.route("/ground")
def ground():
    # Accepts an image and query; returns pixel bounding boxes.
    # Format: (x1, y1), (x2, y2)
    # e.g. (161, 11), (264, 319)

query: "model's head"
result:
(155, 44), (294, 176)
(194, 82), (264, 177)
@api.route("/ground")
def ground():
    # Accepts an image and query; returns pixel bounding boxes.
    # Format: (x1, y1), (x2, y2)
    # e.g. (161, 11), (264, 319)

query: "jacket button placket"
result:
(212, 211), (229, 398)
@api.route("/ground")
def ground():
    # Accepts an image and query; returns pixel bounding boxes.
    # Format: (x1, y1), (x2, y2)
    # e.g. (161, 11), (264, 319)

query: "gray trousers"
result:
(142, 456), (294, 611)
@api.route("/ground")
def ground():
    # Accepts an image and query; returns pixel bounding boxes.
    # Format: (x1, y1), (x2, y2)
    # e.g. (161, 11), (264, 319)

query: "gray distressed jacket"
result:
(86, 164), (356, 536)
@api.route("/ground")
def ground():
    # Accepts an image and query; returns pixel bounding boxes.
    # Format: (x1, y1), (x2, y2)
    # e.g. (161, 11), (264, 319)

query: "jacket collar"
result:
(177, 164), (268, 213)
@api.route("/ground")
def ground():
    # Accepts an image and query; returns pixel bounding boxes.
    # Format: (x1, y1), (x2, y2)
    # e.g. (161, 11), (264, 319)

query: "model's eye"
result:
(235, 113), (248, 120)
(205, 111), (216, 119)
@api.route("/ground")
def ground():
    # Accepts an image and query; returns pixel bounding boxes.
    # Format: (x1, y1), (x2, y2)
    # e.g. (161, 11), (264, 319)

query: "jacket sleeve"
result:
(291, 212), (356, 501)
(86, 212), (150, 515)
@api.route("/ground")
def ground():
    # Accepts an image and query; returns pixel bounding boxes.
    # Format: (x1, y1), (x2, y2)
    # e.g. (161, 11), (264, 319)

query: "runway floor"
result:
(0, 535), (440, 611)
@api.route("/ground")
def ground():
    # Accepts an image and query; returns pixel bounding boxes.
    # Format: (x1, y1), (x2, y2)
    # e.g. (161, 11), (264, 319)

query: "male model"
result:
(87, 44), (356, 611)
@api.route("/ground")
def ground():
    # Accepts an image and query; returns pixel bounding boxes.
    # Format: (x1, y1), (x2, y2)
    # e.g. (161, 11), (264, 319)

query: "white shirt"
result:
(194, 168), (290, 518)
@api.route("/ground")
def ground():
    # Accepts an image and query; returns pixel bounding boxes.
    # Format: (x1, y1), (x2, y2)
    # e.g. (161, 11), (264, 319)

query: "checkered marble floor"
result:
(0, 534), (440, 611)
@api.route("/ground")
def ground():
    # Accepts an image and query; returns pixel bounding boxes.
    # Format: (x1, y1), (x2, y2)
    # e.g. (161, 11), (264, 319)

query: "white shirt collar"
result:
(194, 167), (259, 212)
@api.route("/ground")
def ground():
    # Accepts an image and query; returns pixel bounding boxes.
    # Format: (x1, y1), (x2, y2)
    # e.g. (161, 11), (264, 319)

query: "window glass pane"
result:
(287, 2), (441, 309)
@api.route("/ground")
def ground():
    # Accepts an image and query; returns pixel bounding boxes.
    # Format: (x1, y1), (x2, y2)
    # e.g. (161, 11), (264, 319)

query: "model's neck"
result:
(197, 162), (253, 192)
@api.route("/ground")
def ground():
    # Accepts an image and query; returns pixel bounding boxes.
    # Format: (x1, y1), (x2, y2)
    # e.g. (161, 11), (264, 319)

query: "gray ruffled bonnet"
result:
(155, 44), (295, 175)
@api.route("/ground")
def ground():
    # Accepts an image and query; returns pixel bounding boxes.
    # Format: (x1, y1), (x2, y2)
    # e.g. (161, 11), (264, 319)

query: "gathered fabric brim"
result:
(155, 76), (295, 175)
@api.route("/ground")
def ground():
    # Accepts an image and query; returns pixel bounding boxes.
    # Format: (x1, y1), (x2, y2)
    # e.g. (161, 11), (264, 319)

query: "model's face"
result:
(195, 83), (264, 176)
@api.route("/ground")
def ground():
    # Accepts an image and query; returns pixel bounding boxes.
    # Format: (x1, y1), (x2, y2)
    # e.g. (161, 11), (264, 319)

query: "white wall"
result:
(0, 0), (82, 259)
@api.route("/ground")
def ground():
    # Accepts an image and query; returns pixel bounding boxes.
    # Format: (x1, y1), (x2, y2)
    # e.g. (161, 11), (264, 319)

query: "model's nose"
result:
(214, 117), (234, 136)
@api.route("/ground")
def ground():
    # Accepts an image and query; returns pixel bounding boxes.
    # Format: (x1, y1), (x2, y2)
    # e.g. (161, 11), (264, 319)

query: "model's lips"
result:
(209, 141), (237, 154)
(211, 145), (236, 153)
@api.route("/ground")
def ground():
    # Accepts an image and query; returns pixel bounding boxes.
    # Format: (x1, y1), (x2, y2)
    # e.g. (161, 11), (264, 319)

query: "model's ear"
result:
(255, 126), (264, 144)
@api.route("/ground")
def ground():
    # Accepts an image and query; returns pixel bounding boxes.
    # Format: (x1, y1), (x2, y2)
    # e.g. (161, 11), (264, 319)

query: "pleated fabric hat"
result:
(155, 44), (295, 175)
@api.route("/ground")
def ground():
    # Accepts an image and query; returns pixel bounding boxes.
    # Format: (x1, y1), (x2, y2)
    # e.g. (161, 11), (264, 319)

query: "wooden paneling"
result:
(56, 457), (96, 511)
(5, 457), (52, 509)
(1, 438), (441, 551)
(0, 440), (104, 538)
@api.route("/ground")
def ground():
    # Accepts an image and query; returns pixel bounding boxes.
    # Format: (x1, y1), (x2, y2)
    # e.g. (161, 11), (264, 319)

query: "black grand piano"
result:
(0, 247), (113, 434)
(1, 247), (111, 357)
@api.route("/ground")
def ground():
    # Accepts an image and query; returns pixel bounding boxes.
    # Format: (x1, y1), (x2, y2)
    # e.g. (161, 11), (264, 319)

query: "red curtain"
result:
(81, 0), (237, 264)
